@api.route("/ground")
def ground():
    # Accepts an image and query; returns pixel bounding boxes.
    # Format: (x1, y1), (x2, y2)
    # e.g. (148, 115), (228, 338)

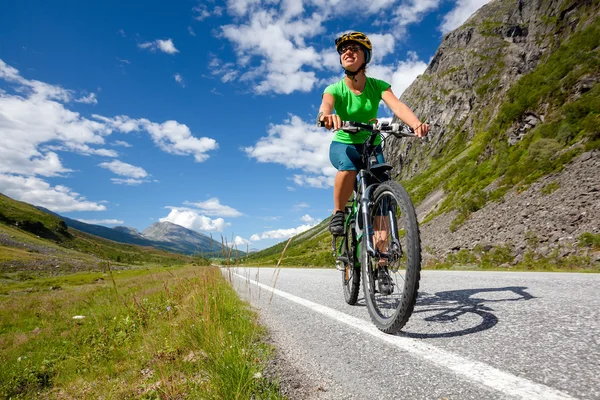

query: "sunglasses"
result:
(339, 44), (362, 54)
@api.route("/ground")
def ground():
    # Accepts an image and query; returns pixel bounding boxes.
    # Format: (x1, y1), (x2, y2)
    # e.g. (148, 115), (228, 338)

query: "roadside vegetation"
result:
(0, 194), (282, 399)
(0, 265), (283, 399)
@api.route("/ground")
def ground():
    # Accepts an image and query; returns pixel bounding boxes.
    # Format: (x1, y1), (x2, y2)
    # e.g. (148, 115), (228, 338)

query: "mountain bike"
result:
(325, 120), (422, 334)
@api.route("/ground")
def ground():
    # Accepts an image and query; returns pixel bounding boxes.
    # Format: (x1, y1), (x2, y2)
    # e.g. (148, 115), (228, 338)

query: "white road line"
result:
(230, 271), (578, 400)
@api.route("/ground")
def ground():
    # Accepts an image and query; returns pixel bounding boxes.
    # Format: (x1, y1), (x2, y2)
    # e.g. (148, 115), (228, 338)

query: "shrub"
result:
(578, 232), (600, 248)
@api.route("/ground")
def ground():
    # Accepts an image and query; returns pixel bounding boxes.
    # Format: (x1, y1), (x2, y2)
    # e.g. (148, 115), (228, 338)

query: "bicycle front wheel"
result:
(361, 181), (421, 333)
(341, 222), (360, 305)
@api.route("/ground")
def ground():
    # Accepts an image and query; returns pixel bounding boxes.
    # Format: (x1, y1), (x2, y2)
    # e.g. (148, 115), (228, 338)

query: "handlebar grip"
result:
(317, 120), (326, 128)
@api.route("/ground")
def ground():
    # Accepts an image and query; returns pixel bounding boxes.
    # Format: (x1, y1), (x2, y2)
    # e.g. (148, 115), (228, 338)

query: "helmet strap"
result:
(343, 62), (366, 81)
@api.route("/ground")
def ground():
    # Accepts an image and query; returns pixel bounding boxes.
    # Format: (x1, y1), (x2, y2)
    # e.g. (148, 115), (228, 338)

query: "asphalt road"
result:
(225, 268), (600, 400)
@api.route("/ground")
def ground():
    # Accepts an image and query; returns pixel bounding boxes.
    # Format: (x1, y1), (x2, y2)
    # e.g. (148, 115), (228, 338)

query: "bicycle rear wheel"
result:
(361, 181), (421, 333)
(341, 222), (360, 305)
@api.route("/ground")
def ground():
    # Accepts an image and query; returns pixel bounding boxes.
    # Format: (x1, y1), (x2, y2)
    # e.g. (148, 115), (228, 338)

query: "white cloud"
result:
(0, 59), (218, 210)
(111, 178), (147, 186)
(0, 59), (72, 102)
(293, 174), (333, 188)
(244, 115), (336, 188)
(0, 174), (106, 212)
(392, 0), (442, 31)
(42, 143), (118, 158)
(138, 39), (179, 55)
(112, 140), (132, 147)
(250, 234), (261, 241)
(293, 202), (310, 210)
(185, 198), (243, 217)
(209, 57), (240, 83)
(95, 115), (218, 162)
(194, 6), (211, 20)
(194, 3), (224, 20)
(254, 223), (314, 240)
(368, 33), (396, 63)
(259, 216), (281, 221)
(75, 93), (98, 104)
(441, 0), (490, 33)
(209, 0), (453, 95)
(99, 160), (148, 178)
(301, 214), (317, 224)
(77, 218), (124, 225)
(226, 0), (261, 17)
(368, 51), (428, 97)
(174, 73), (185, 87)
(160, 208), (231, 232)
(234, 236), (252, 247)
(320, 50), (340, 71)
(219, 10), (325, 94)
(188, 26), (196, 36)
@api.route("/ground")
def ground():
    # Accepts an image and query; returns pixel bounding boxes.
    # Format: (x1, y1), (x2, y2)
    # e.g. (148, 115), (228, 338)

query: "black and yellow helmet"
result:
(335, 31), (372, 64)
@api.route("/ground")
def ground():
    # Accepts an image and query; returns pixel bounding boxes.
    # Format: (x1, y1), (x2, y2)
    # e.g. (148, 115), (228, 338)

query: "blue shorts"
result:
(329, 141), (385, 171)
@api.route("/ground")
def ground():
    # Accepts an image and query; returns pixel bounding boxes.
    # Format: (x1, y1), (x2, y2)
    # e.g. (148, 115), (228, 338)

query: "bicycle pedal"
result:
(335, 260), (346, 271)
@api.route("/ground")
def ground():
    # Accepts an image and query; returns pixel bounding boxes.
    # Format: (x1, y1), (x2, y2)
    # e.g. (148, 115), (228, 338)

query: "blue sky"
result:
(0, 0), (489, 250)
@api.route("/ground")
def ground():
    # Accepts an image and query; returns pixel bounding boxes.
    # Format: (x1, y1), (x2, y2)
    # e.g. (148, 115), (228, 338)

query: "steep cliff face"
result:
(385, 0), (599, 266)
(389, 0), (596, 179)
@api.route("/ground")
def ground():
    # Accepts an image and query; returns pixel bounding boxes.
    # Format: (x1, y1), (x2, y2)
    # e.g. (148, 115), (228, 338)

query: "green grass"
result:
(541, 181), (560, 195)
(425, 244), (599, 272)
(0, 194), (70, 242)
(244, 219), (334, 267)
(578, 232), (600, 249)
(0, 265), (283, 399)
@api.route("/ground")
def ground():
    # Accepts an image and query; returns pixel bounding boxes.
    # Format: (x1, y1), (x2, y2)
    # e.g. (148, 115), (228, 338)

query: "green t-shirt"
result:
(323, 77), (391, 144)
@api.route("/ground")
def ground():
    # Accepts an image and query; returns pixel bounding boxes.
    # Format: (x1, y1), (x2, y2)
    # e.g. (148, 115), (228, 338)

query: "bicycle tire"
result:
(341, 221), (360, 305)
(361, 181), (421, 333)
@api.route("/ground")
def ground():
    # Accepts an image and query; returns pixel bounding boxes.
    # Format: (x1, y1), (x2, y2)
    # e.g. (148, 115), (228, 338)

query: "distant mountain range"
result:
(37, 207), (242, 257)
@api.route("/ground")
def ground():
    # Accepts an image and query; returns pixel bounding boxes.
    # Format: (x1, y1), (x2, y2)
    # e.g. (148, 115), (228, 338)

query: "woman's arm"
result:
(382, 88), (429, 137)
(318, 93), (341, 130)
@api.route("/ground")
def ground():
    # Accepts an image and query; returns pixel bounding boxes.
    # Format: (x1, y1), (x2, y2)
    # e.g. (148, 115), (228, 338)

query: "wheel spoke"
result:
(361, 182), (421, 333)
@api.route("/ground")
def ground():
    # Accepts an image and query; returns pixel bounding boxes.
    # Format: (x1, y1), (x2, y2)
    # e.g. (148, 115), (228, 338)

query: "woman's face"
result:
(340, 43), (365, 72)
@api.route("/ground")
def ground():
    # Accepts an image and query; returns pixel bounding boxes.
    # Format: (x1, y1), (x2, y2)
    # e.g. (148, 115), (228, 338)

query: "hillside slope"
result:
(0, 194), (208, 275)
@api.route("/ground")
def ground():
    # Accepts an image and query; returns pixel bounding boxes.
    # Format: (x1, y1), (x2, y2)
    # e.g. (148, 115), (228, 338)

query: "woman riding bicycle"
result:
(317, 31), (430, 236)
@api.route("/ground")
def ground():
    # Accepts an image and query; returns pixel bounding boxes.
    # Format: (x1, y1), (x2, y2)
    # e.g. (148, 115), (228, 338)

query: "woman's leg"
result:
(333, 170), (358, 213)
(329, 142), (359, 235)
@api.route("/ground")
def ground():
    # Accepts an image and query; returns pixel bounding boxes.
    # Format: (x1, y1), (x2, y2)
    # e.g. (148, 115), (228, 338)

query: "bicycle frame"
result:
(328, 120), (424, 332)
(335, 123), (403, 262)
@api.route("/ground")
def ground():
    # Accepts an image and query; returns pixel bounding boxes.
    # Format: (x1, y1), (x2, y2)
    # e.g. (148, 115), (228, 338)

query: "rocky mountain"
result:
(37, 207), (159, 248)
(390, 0), (598, 179)
(383, 0), (600, 266)
(142, 221), (243, 257)
(248, 0), (599, 269)
(37, 207), (238, 257)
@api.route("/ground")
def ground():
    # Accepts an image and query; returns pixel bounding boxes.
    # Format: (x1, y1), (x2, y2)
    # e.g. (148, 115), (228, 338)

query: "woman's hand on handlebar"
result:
(320, 114), (342, 130)
(413, 122), (430, 138)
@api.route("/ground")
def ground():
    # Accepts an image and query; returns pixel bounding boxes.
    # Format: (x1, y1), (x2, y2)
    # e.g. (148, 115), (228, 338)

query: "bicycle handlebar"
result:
(317, 120), (418, 138)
